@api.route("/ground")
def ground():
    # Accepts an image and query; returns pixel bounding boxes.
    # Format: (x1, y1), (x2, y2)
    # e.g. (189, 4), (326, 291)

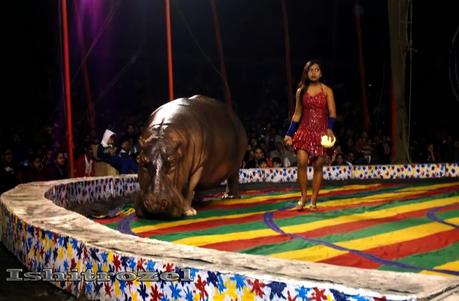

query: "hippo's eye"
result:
(166, 155), (176, 166)
(138, 154), (149, 165)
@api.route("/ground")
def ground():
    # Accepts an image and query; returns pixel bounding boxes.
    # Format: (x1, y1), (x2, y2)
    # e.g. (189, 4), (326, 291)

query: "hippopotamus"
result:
(135, 95), (247, 218)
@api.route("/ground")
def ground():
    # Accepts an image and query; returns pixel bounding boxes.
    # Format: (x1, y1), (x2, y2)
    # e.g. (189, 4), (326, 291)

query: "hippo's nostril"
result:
(160, 199), (168, 209)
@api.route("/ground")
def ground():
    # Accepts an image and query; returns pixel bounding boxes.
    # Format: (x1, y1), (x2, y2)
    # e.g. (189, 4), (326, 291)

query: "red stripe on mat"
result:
(201, 207), (432, 251)
(138, 198), (391, 237)
(203, 184), (394, 210)
(320, 228), (459, 269)
(203, 186), (297, 198)
(320, 203), (459, 268)
(139, 185), (459, 238)
(97, 184), (393, 225)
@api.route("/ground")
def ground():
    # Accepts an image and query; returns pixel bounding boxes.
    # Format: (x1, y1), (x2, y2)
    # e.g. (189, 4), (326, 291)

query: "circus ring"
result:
(1, 164), (459, 301)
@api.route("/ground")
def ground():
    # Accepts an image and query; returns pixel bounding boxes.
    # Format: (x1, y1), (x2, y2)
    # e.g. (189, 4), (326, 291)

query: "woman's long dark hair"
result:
(298, 60), (323, 97)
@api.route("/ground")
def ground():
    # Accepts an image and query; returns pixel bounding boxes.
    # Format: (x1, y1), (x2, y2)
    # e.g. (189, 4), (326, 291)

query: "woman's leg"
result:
(311, 156), (325, 207)
(295, 150), (309, 209)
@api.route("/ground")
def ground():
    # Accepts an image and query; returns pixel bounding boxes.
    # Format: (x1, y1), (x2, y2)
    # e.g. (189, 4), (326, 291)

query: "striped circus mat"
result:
(92, 180), (459, 277)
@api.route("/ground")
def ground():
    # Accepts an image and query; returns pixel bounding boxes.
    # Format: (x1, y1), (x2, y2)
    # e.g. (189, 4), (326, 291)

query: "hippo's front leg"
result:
(134, 194), (147, 218)
(183, 166), (204, 216)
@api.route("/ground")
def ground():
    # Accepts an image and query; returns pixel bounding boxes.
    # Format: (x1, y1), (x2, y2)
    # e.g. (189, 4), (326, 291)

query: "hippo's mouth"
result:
(142, 185), (187, 217)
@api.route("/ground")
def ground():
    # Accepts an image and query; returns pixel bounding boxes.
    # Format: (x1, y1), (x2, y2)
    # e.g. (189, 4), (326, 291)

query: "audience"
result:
(0, 105), (458, 194)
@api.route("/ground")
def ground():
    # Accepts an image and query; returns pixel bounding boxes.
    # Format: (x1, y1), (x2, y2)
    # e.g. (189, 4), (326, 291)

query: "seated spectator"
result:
(125, 124), (140, 156)
(96, 130), (138, 174)
(21, 155), (44, 183)
(75, 144), (96, 177)
(269, 141), (297, 167)
(41, 151), (68, 180)
(42, 149), (54, 167)
(329, 145), (342, 166)
(426, 143), (440, 163)
(114, 138), (139, 174)
(345, 152), (355, 166)
(272, 157), (282, 168)
(258, 158), (268, 168)
(246, 147), (265, 168)
(0, 148), (18, 193)
(242, 144), (253, 168)
(94, 129), (119, 176)
(96, 129), (117, 160)
(331, 152), (347, 166)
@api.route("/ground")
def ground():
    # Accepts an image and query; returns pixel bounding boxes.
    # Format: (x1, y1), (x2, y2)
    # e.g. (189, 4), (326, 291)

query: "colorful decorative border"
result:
(0, 205), (412, 301)
(2, 164), (458, 300)
(240, 163), (459, 183)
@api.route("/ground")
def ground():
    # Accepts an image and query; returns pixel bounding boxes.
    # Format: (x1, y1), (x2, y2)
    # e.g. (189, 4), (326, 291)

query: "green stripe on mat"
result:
(128, 183), (408, 228)
(378, 242), (459, 273)
(241, 209), (459, 255)
(149, 193), (459, 242)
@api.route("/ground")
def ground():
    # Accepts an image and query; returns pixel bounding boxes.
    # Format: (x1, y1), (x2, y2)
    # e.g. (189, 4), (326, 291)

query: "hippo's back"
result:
(149, 95), (247, 187)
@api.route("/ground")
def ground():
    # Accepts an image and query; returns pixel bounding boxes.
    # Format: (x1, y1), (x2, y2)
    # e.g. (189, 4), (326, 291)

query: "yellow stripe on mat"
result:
(134, 182), (458, 234)
(133, 184), (383, 233)
(271, 217), (459, 261)
(132, 212), (260, 234)
(217, 184), (384, 205)
(172, 197), (459, 246)
(419, 260), (459, 277)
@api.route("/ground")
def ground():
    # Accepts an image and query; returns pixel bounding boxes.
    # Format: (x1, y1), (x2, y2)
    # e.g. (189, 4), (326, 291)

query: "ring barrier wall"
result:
(1, 164), (459, 301)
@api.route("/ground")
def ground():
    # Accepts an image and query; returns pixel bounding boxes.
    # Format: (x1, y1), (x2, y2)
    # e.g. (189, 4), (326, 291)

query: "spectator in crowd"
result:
(95, 129), (119, 176)
(439, 135), (455, 163)
(270, 141), (296, 167)
(381, 135), (391, 163)
(0, 148), (18, 193)
(258, 158), (268, 168)
(115, 137), (139, 174)
(331, 152), (346, 165)
(272, 157), (283, 167)
(125, 124), (140, 156)
(97, 129), (117, 158)
(96, 130), (138, 174)
(75, 144), (96, 177)
(42, 149), (54, 167)
(21, 155), (44, 183)
(246, 147), (265, 168)
(41, 151), (68, 180)
(426, 143), (440, 163)
(345, 151), (355, 166)
(4, 93), (459, 192)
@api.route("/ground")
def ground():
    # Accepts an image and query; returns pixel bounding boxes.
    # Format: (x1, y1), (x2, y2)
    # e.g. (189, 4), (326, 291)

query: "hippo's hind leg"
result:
(192, 190), (206, 207)
(222, 170), (241, 200)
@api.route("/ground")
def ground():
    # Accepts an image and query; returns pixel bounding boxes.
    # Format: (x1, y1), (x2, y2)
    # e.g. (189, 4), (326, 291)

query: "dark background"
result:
(0, 1), (458, 299)
(3, 0), (459, 141)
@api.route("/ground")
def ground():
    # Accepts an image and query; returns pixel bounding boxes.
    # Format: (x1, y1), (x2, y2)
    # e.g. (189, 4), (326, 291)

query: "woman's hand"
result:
(326, 129), (335, 140)
(284, 135), (293, 146)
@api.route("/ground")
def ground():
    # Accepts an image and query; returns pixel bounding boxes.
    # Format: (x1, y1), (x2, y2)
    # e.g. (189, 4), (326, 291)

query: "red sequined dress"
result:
(292, 85), (328, 157)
